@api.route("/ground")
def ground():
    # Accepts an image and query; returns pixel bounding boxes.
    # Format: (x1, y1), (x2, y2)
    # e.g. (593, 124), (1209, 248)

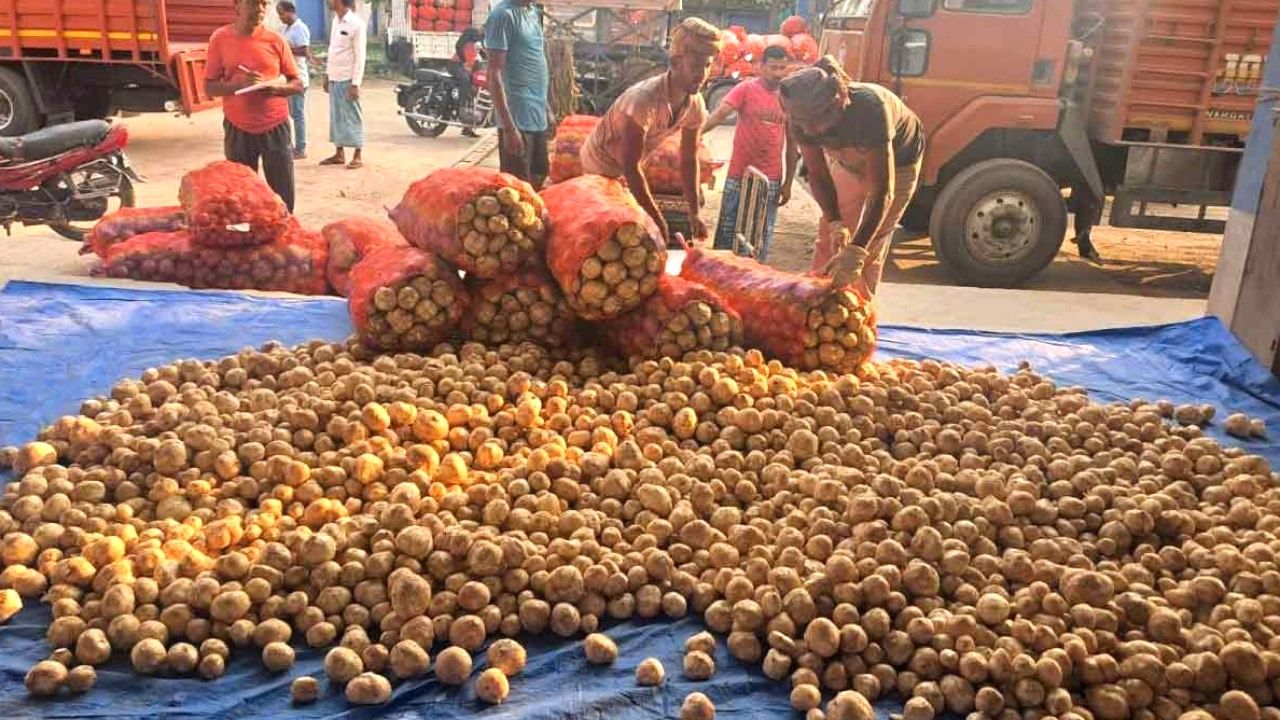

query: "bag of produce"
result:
(549, 114), (717, 192)
(96, 222), (330, 295)
(549, 115), (596, 183)
(84, 206), (187, 257)
(179, 161), (291, 249)
(348, 245), (468, 351)
(463, 269), (576, 348)
(596, 274), (741, 359)
(322, 217), (408, 297)
(388, 167), (546, 279)
(541, 175), (666, 320)
(679, 246), (877, 374)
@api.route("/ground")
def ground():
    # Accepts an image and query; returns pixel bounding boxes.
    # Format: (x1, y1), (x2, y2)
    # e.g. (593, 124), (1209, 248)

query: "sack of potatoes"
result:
(541, 175), (667, 321)
(462, 269), (577, 348)
(594, 274), (741, 359)
(322, 217), (408, 298)
(389, 167), (547, 280)
(347, 245), (468, 351)
(96, 223), (330, 296)
(681, 246), (876, 373)
(179, 161), (291, 249)
(85, 205), (187, 258)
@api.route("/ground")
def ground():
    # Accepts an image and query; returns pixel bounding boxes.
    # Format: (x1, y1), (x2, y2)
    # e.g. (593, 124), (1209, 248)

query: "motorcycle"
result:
(0, 119), (139, 241)
(395, 63), (494, 138)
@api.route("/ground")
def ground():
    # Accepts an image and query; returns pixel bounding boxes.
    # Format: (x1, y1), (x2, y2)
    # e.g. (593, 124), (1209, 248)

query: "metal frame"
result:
(733, 166), (770, 259)
(1108, 141), (1241, 233)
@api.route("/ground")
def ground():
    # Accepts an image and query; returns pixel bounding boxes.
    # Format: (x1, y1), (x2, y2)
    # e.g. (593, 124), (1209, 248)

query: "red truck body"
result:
(0, 0), (234, 135)
(816, 0), (1277, 287)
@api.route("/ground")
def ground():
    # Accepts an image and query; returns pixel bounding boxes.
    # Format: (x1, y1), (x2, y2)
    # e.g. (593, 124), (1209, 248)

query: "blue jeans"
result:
(713, 176), (780, 261)
(288, 90), (307, 153)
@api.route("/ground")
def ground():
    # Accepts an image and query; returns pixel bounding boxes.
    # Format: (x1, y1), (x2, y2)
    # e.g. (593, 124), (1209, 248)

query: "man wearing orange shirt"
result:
(205, 0), (304, 210)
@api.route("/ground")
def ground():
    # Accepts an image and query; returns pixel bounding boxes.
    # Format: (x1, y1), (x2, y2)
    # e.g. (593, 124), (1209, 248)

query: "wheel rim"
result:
(0, 88), (14, 132)
(55, 169), (129, 235)
(962, 189), (1041, 266)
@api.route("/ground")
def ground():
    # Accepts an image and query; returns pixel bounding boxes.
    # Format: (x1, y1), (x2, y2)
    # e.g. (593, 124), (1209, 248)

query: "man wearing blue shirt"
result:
(484, 0), (548, 187)
(276, 1), (312, 159)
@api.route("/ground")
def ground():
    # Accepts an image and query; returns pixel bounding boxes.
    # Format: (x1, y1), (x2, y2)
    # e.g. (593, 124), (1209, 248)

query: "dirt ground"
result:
(1, 78), (1221, 301)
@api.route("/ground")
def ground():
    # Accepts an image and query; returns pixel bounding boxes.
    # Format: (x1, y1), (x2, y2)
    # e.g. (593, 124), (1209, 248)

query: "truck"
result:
(386, 0), (490, 73)
(818, 0), (1276, 286)
(0, 0), (234, 137)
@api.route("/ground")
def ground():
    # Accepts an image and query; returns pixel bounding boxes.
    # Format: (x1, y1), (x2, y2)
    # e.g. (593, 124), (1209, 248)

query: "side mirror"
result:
(890, 29), (930, 76)
(898, 0), (935, 17)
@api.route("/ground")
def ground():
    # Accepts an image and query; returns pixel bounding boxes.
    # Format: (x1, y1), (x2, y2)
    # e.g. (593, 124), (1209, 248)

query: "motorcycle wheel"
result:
(49, 173), (136, 242)
(404, 89), (448, 138)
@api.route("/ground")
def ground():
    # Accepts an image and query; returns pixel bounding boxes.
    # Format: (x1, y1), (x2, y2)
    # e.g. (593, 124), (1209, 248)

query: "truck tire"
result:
(0, 67), (39, 137)
(928, 159), (1066, 287)
(705, 81), (737, 126)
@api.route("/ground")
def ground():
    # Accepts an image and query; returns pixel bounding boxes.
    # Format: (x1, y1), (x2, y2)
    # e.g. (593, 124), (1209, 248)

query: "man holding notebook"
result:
(205, 0), (304, 210)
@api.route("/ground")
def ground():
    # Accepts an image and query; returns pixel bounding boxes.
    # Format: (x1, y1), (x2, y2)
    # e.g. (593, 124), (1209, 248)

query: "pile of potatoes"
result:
(0, 338), (1277, 720)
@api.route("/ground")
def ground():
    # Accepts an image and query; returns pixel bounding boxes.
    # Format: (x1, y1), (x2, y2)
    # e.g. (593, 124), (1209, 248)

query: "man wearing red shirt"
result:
(704, 45), (797, 261)
(205, 0), (303, 210)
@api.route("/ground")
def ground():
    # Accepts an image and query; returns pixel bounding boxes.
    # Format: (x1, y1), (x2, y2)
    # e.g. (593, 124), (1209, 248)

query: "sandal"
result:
(346, 160), (363, 169)
(319, 156), (345, 166)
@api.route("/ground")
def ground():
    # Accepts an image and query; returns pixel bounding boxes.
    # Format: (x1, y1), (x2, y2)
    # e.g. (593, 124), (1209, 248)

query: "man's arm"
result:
(488, 49), (524, 156)
(701, 102), (735, 133)
(679, 126), (707, 239)
(621, 118), (667, 238)
(348, 19), (367, 97)
(847, 143), (892, 248)
(780, 125), (799, 205)
(799, 141), (841, 222)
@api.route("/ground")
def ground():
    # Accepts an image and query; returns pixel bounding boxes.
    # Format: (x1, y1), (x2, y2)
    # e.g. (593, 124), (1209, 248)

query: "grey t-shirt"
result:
(794, 82), (924, 166)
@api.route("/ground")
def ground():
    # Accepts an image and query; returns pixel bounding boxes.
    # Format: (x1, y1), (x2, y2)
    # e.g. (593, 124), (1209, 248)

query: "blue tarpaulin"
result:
(1, 280), (1278, 719)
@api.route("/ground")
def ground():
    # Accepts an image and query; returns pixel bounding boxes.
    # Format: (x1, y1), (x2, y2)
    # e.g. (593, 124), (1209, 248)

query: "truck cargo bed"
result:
(1083, 0), (1278, 146)
(0, 0), (231, 61)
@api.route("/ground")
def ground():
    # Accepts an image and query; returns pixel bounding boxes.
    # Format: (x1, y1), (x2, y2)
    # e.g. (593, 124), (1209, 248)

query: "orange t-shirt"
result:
(206, 25), (299, 135)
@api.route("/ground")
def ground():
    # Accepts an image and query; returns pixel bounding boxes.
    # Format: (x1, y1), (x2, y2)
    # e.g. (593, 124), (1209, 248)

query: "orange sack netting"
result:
(348, 245), (468, 351)
(550, 114), (718, 193)
(595, 274), (742, 359)
(462, 269), (576, 348)
(84, 205), (187, 257)
(179, 161), (291, 249)
(322, 217), (408, 297)
(388, 168), (547, 279)
(679, 246), (877, 373)
(540, 174), (666, 320)
(95, 222), (329, 295)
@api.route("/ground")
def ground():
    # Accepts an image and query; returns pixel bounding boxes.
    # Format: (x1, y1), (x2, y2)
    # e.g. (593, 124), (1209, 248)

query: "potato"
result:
(0, 588), (22, 623)
(291, 676), (320, 704)
(345, 672), (392, 705)
(390, 639), (431, 679)
(263, 641), (295, 672)
(475, 667), (510, 704)
(584, 633), (618, 664)
(684, 650), (715, 680)
(325, 646), (364, 684)
(167, 642), (200, 674)
(435, 646), (472, 685)
(131, 637), (167, 674)
(636, 657), (665, 686)
(25, 660), (67, 696)
(685, 631), (716, 655)
(682, 692), (716, 720)
(66, 664), (97, 694)
(486, 638), (527, 676)
(198, 653), (226, 680)
(827, 691), (874, 720)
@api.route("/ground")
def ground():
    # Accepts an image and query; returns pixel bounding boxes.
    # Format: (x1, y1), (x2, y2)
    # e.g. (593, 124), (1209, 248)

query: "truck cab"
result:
(818, 0), (1273, 286)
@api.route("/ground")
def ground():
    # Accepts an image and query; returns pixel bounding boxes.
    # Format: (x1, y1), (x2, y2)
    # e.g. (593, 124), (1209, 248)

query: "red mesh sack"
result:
(388, 167), (547, 279)
(728, 25), (748, 43)
(596, 275), (742, 359)
(96, 223), (329, 295)
(549, 114), (599, 183)
(679, 246), (877, 373)
(719, 30), (741, 64)
(348, 245), (468, 351)
(541, 175), (666, 320)
(322, 217), (408, 297)
(84, 205), (187, 257)
(780, 15), (809, 37)
(462, 269), (576, 348)
(791, 33), (819, 63)
(179, 161), (290, 249)
(642, 136), (718, 194)
(743, 34), (766, 61)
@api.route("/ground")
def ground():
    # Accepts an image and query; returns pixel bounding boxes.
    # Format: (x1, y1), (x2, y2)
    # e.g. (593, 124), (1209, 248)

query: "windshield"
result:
(827, 0), (874, 18)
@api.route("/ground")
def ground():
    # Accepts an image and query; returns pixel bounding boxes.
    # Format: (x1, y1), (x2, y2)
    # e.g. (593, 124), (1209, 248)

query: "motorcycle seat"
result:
(414, 68), (451, 82)
(0, 120), (112, 162)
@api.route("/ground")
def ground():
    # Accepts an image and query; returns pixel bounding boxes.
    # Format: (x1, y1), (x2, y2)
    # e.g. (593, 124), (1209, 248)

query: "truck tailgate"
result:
(170, 42), (218, 114)
(1085, 0), (1278, 145)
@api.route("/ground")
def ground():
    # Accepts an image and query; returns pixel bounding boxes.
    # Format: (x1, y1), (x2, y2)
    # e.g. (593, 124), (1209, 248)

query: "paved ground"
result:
(0, 79), (1212, 332)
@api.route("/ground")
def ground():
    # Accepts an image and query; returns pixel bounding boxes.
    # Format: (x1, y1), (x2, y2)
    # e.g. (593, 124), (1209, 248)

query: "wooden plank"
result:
(1226, 130), (1280, 373)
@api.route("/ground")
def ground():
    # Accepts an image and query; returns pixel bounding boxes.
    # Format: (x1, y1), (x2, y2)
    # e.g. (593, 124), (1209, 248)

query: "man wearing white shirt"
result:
(322, 0), (367, 169)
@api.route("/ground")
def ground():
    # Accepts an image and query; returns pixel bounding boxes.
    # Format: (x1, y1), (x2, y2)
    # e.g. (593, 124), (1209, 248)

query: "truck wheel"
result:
(705, 82), (736, 126)
(929, 159), (1066, 287)
(0, 67), (39, 137)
